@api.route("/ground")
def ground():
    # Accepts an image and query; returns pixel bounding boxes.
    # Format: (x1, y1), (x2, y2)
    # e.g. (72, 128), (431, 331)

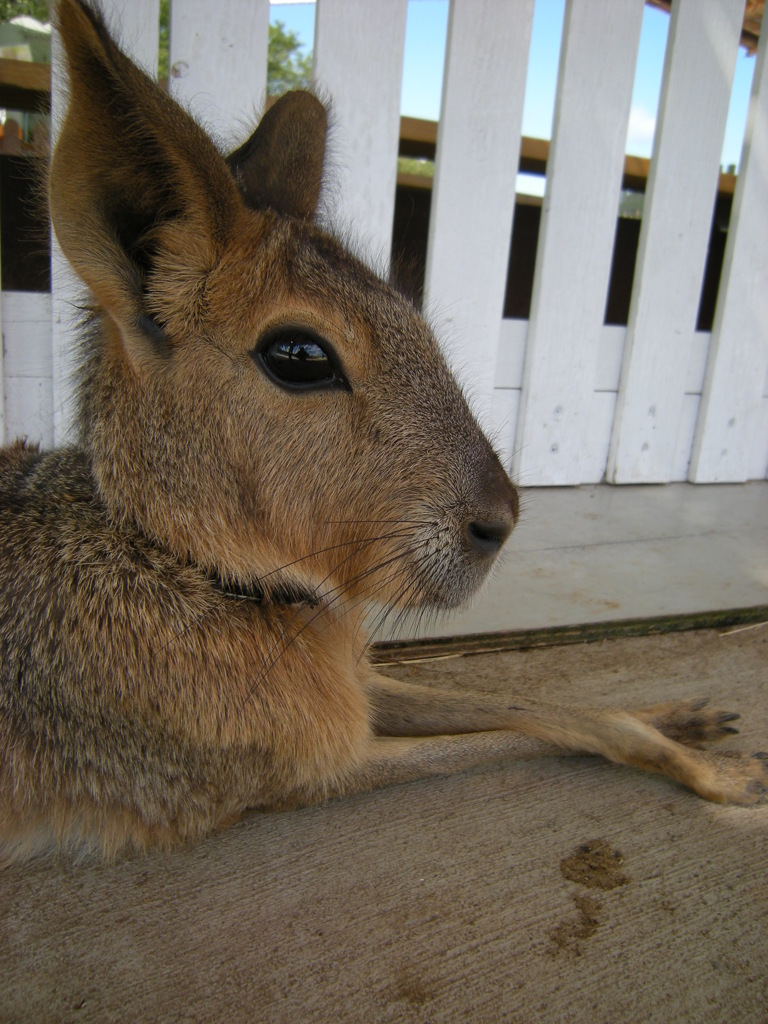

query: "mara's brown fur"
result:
(0, 0), (765, 863)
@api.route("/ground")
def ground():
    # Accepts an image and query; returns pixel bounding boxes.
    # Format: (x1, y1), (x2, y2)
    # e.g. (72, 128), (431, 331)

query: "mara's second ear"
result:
(226, 91), (327, 222)
(50, 0), (242, 359)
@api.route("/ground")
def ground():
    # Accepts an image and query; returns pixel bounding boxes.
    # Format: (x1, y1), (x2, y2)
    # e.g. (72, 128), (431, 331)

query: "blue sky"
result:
(271, 0), (755, 172)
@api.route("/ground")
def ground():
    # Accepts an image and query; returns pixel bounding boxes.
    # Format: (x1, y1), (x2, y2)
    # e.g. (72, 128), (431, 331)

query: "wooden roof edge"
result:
(646, 0), (762, 54)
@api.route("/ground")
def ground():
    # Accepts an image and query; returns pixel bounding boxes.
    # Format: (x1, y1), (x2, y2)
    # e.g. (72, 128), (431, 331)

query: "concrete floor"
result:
(392, 481), (768, 640)
(2, 481), (766, 1023)
(2, 627), (766, 1024)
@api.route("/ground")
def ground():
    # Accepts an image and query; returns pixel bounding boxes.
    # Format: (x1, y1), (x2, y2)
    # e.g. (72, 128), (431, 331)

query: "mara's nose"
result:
(465, 517), (514, 556)
(464, 463), (519, 556)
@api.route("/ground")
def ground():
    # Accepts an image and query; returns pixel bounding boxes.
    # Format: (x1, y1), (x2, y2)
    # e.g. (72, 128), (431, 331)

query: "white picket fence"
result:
(1, 0), (767, 484)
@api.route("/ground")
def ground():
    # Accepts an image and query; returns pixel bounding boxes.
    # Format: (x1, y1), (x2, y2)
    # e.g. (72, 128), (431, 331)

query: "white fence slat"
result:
(606, 0), (744, 483)
(594, 326), (626, 393)
(50, 262), (81, 445)
(582, 392), (618, 482)
(6, 0), (765, 482)
(689, 23), (768, 482)
(684, 332), (710, 396)
(491, 388), (521, 471)
(4, 377), (54, 449)
(496, 323), (712, 396)
(51, 0), (161, 446)
(50, 16), (76, 448)
(2, 293), (54, 448)
(751, 400), (768, 479)
(105, 0), (162, 78)
(312, 0), (408, 262)
(672, 394), (701, 481)
(494, 319), (528, 390)
(513, 0), (643, 485)
(2, 292), (53, 378)
(424, 0), (535, 436)
(169, 0), (269, 148)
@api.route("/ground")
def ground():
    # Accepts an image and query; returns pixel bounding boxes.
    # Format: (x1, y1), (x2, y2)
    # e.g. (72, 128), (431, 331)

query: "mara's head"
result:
(50, 0), (519, 614)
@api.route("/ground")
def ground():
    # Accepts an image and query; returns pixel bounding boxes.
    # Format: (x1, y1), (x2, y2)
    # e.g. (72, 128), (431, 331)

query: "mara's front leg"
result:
(351, 673), (768, 806)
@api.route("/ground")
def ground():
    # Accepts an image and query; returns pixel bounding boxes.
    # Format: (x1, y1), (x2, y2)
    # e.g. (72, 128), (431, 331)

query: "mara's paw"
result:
(632, 697), (741, 747)
(692, 749), (768, 806)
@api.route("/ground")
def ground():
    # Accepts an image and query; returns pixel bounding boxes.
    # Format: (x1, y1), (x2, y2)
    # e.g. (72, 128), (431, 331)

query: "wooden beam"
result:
(398, 115), (736, 196)
(0, 59), (739, 200)
(0, 58), (50, 111)
(372, 605), (768, 663)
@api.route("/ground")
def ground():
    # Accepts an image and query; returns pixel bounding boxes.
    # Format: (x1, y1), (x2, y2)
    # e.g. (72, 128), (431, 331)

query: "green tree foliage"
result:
(0, 1), (313, 98)
(158, 0), (169, 81)
(0, 0), (48, 23)
(158, 8), (311, 95)
(267, 20), (312, 96)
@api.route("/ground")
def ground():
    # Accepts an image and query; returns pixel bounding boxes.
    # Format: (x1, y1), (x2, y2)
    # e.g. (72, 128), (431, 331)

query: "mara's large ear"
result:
(226, 91), (327, 222)
(50, 0), (242, 359)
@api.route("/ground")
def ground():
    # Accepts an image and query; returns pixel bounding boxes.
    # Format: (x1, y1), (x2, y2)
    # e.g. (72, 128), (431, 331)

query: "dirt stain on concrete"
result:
(549, 894), (602, 957)
(559, 838), (629, 891)
(549, 839), (630, 957)
(390, 966), (439, 1009)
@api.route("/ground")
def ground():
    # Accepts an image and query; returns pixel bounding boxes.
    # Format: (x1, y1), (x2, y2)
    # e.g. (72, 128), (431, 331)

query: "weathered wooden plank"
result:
(689, 22), (768, 482)
(313, 0), (408, 262)
(50, 0), (160, 446)
(0, 57), (50, 94)
(372, 605), (768, 663)
(606, 0), (744, 483)
(513, 0), (643, 485)
(168, 0), (269, 147)
(423, 0), (535, 434)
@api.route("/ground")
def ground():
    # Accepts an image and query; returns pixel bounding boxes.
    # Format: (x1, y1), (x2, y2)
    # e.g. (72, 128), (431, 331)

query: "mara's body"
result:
(0, 0), (764, 863)
(1, 443), (369, 856)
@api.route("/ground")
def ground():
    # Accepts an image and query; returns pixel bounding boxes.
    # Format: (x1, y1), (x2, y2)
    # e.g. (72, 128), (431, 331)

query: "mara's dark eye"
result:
(253, 327), (350, 392)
